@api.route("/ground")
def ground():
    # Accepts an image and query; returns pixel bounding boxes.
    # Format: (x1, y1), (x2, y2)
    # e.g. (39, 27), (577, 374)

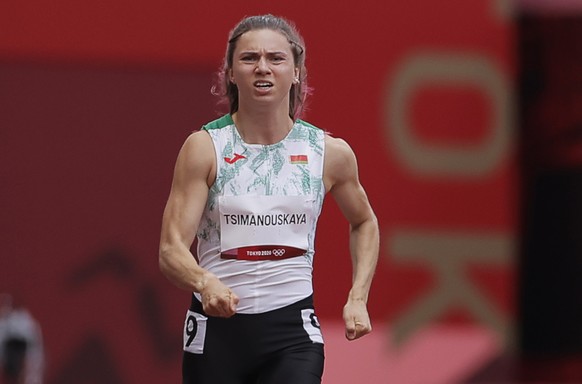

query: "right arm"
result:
(159, 130), (238, 317)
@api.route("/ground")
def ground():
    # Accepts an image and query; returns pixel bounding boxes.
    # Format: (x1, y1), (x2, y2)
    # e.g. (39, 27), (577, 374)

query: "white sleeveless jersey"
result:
(195, 114), (326, 314)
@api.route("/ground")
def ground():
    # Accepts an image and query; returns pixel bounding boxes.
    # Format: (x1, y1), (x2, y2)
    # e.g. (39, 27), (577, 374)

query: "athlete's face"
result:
(230, 29), (299, 108)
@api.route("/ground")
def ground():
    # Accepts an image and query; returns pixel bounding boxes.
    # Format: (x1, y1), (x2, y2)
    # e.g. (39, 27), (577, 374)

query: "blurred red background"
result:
(0, 1), (548, 383)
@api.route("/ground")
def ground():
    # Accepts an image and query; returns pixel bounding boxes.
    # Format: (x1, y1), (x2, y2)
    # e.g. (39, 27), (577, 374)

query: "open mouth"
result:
(254, 81), (273, 89)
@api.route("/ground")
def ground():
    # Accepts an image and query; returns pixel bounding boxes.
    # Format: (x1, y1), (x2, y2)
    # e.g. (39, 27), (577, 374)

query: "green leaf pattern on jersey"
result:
(199, 117), (325, 265)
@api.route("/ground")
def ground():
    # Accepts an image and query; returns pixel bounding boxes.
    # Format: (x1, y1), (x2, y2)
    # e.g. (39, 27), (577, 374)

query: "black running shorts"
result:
(182, 295), (325, 384)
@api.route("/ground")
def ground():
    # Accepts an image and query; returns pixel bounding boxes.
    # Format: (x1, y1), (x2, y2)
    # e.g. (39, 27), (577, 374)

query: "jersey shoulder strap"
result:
(202, 114), (233, 131)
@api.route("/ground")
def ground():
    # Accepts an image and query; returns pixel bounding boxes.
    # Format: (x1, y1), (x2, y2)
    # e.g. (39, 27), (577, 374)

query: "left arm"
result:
(324, 135), (380, 340)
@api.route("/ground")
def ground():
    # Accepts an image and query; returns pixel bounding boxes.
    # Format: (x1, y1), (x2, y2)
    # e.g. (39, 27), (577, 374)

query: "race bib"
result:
(218, 195), (311, 260)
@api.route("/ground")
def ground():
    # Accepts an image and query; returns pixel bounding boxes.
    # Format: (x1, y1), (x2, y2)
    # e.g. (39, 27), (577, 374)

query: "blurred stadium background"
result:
(1, 0), (581, 382)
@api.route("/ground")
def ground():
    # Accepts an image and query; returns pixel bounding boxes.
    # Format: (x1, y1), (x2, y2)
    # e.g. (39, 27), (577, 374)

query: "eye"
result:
(270, 56), (286, 64)
(240, 54), (258, 62)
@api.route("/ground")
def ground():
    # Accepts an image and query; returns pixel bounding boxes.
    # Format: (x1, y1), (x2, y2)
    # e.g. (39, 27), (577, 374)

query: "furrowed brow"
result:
(239, 50), (288, 57)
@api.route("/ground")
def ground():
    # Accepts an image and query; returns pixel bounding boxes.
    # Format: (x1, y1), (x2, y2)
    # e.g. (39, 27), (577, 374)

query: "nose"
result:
(255, 56), (271, 74)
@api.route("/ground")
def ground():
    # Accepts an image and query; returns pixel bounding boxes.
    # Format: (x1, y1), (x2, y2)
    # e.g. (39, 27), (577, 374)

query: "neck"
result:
(233, 105), (293, 145)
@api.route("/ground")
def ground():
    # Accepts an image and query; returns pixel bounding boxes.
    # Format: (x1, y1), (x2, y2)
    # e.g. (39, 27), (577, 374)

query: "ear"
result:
(229, 69), (236, 84)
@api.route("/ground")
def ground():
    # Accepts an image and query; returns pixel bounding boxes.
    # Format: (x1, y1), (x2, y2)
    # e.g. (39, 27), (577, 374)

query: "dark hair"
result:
(212, 14), (310, 120)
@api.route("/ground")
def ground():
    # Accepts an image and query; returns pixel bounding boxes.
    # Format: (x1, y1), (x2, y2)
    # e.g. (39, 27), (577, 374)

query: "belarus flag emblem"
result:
(290, 155), (308, 164)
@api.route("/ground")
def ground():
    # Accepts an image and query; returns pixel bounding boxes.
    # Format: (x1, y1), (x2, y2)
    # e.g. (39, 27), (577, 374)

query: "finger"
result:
(354, 321), (372, 338)
(229, 293), (239, 313)
(205, 295), (231, 317)
(216, 295), (231, 317)
(218, 292), (238, 318)
(345, 319), (357, 340)
(203, 296), (220, 317)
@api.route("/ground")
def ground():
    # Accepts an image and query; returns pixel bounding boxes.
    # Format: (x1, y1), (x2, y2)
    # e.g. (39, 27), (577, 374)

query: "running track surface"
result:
(322, 322), (499, 384)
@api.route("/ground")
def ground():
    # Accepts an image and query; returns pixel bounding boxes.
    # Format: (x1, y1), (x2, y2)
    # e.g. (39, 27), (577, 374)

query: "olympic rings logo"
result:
(272, 249), (286, 257)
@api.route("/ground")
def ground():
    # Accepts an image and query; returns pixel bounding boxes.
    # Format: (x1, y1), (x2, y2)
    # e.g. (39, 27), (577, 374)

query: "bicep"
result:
(326, 137), (375, 227)
(161, 132), (214, 248)
(331, 178), (374, 228)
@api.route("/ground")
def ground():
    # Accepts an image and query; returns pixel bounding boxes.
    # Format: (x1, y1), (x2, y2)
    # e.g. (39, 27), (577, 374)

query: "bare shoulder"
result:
(181, 129), (213, 155)
(325, 134), (357, 166)
(324, 134), (359, 191)
(175, 129), (215, 185)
